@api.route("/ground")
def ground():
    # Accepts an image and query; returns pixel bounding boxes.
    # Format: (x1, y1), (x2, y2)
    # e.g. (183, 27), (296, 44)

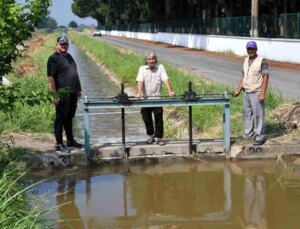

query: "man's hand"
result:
(233, 90), (240, 97)
(259, 93), (265, 103)
(52, 98), (59, 105)
(77, 91), (82, 98)
(136, 92), (143, 98)
(169, 91), (176, 97)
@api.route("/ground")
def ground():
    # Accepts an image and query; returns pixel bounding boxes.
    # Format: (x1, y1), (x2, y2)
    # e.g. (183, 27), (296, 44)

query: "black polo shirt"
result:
(47, 52), (81, 92)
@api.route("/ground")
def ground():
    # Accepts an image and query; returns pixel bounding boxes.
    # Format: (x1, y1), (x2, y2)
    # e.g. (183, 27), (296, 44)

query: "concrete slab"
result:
(23, 140), (300, 169)
(237, 144), (300, 160)
(89, 140), (224, 160)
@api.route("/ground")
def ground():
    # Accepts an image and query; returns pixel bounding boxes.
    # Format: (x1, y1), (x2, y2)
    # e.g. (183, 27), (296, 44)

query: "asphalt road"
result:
(96, 35), (300, 99)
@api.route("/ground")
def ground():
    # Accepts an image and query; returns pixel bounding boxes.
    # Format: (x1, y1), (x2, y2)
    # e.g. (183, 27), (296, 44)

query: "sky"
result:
(16, 0), (97, 27)
(49, 0), (97, 27)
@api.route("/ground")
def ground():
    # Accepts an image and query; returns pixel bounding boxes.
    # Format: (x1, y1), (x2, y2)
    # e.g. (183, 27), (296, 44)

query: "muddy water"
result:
(68, 43), (145, 144)
(35, 43), (300, 228)
(32, 160), (300, 228)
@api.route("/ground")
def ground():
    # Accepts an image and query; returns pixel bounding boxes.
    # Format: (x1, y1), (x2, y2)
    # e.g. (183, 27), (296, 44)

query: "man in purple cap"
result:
(233, 41), (269, 146)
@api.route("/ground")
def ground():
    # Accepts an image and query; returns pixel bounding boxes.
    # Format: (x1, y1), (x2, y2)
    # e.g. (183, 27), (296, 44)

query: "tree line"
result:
(71, 0), (300, 27)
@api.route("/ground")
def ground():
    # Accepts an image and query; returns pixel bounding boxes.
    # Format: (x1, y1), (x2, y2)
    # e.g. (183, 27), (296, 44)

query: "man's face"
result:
(146, 56), (156, 68)
(57, 42), (69, 54)
(247, 48), (257, 59)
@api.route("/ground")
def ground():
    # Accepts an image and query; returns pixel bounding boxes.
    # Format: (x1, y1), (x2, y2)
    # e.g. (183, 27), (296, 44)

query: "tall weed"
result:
(0, 129), (57, 228)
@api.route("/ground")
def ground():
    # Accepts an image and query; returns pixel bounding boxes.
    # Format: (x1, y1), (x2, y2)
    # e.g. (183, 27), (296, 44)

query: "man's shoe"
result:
(146, 135), (154, 144)
(67, 140), (84, 148)
(242, 135), (255, 140)
(56, 144), (71, 153)
(157, 138), (165, 146)
(253, 140), (265, 146)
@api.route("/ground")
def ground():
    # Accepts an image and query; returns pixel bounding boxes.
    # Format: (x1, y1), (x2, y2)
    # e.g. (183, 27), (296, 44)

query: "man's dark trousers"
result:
(141, 107), (163, 138)
(54, 93), (77, 144)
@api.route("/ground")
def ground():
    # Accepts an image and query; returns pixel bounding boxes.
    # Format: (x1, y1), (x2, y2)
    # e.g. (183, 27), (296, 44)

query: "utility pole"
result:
(284, 0), (287, 37)
(165, 0), (171, 19)
(251, 0), (259, 37)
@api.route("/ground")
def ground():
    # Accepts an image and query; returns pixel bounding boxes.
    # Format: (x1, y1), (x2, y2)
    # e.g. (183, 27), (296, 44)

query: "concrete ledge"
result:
(91, 140), (224, 160)
(20, 141), (300, 169)
(237, 144), (300, 160)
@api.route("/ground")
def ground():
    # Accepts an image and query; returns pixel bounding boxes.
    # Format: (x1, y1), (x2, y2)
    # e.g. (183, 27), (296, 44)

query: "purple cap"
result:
(246, 41), (257, 49)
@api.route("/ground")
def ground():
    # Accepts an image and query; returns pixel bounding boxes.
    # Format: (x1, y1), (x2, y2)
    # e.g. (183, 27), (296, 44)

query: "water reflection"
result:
(231, 162), (267, 229)
(33, 161), (300, 228)
(244, 174), (266, 228)
(56, 179), (85, 228)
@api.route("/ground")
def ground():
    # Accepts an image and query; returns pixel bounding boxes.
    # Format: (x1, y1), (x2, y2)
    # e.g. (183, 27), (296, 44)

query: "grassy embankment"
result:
(0, 32), (60, 228)
(1, 33), (58, 133)
(68, 30), (286, 139)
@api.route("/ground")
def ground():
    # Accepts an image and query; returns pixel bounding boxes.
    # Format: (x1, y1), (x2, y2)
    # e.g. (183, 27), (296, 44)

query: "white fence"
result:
(101, 30), (300, 64)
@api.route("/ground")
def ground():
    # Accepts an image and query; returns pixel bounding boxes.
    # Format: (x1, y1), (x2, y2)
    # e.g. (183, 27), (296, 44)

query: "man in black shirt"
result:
(47, 34), (83, 153)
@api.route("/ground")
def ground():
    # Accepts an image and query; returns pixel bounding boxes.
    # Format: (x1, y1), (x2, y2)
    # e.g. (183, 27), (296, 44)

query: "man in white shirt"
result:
(136, 50), (175, 146)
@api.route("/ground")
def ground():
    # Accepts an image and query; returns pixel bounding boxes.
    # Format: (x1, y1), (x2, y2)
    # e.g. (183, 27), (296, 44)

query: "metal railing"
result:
(99, 13), (300, 39)
(83, 83), (231, 165)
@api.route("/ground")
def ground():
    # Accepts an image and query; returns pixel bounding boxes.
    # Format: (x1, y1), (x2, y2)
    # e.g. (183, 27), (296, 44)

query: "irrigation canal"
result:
(68, 42), (146, 144)
(31, 160), (300, 228)
(25, 41), (300, 228)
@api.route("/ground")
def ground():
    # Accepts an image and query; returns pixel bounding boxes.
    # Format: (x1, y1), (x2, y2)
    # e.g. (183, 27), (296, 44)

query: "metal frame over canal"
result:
(83, 84), (231, 164)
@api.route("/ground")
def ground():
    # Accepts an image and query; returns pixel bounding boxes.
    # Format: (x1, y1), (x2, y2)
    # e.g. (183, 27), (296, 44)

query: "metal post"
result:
(121, 108), (126, 158)
(120, 84), (126, 158)
(189, 106), (193, 154)
(84, 96), (91, 165)
(223, 94), (230, 156)
(188, 82), (193, 154)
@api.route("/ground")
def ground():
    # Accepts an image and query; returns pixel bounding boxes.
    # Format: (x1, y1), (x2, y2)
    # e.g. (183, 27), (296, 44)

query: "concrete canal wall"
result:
(24, 140), (300, 169)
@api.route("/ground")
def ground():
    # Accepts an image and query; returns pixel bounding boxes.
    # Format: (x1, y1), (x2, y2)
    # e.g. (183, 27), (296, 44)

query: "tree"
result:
(0, 0), (51, 81)
(251, 0), (259, 37)
(72, 0), (105, 27)
(71, 0), (300, 28)
(36, 10), (57, 31)
(69, 20), (78, 28)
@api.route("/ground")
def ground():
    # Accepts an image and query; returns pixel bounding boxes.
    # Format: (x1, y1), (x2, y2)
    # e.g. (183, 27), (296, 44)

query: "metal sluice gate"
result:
(83, 82), (230, 164)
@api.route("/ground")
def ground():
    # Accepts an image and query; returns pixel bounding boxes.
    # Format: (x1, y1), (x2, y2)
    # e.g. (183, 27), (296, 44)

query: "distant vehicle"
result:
(92, 30), (102, 37)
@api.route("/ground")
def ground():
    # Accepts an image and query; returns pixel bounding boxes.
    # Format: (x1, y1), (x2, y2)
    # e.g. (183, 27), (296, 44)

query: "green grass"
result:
(0, 129), (58, 228)
(68, 31), (286, 138)
(0, 32), (58, 133)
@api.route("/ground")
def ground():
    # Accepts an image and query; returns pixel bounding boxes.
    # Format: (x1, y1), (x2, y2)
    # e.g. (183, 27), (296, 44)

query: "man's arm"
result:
(163, 80), (175, 97)
(259, 75), (269, 103)
(233, 74), (244, 97)
(48, 76), (59, 105)
(259, 58), (269, 103)
(136, 81), (143, 98)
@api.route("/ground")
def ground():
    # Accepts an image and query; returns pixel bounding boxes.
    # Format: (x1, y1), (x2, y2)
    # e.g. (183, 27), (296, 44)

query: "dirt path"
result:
(11, 132), (55, 152)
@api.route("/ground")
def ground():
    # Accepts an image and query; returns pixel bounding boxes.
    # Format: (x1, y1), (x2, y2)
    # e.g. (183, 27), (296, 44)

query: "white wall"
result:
(101, 30), (300, 64)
